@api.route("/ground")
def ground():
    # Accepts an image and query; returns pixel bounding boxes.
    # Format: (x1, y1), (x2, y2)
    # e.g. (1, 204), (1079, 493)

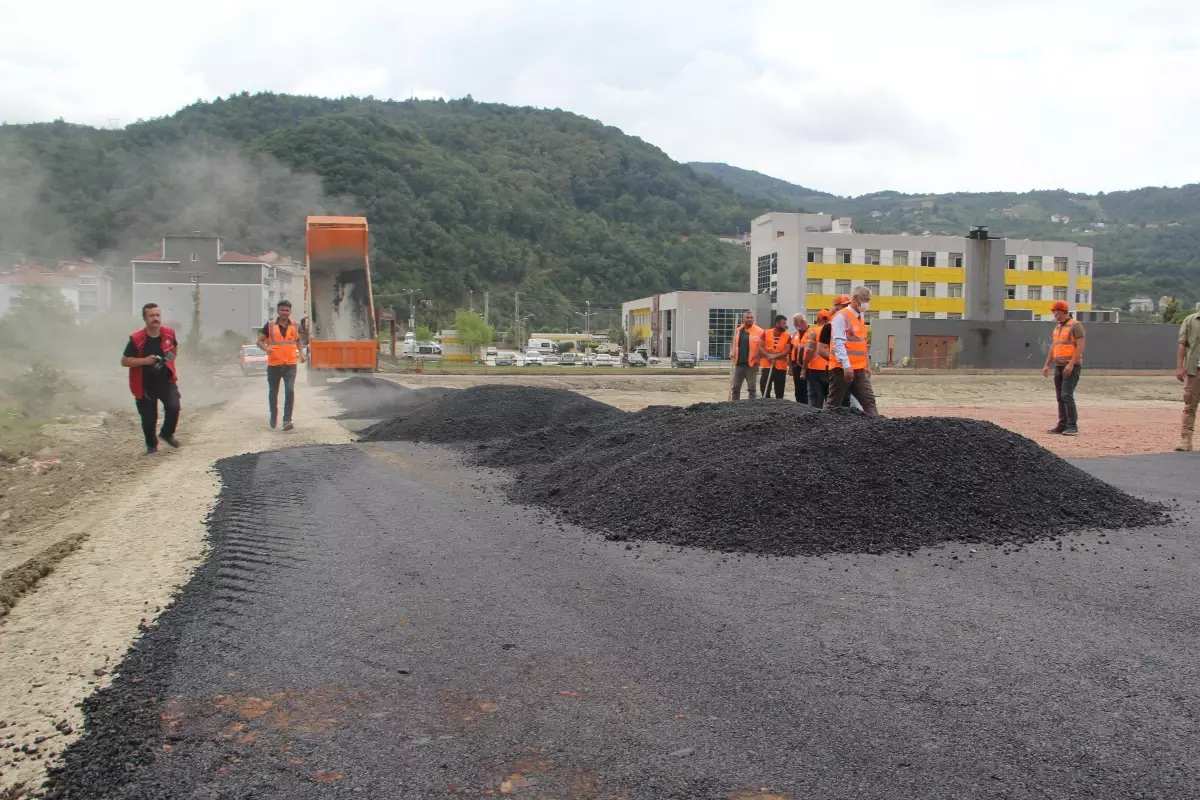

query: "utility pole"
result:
(483, 291), (489, 325)
(401, 289), (420, 333)
(514, 291), (519, 346)
(469, 289), (474, 313)
(186, 271), (207, 355)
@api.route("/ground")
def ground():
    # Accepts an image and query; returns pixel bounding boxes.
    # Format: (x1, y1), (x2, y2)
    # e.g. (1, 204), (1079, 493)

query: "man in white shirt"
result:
(826, 286), (879, 416)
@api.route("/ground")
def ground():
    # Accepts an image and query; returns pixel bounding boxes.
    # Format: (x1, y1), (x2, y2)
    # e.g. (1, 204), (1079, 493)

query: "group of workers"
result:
(730, 286), (878, 416)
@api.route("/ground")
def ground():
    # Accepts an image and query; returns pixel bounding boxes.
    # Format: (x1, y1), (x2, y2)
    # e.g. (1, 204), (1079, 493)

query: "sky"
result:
(1, 0), (1198, 196)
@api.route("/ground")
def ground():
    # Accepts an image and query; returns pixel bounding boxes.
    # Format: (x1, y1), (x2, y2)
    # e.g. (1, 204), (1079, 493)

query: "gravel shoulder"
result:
(42, 441), (1200, 800)
(0, 377), (352, 795)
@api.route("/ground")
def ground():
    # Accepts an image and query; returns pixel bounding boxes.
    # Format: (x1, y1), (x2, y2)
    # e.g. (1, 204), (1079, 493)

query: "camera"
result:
(150, 351), (176, 371)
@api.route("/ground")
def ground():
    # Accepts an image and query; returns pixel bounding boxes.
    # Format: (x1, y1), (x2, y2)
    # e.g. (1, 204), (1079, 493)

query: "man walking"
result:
(1175, 308), (1200, 451)
(760, 314), (792, 399)
(121, 303), (181, 454)
(258, 299), (306, 430)
(789, 313), (809, 404)
(729, 311), (766, 401)
(826, 287), (879, 416)
(1041, 299), (1086, 436)
(805, 309), (833, 408)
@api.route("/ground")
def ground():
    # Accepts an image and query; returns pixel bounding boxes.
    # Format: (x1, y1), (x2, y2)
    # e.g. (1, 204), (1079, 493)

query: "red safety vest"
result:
(128, 327), (178, 399)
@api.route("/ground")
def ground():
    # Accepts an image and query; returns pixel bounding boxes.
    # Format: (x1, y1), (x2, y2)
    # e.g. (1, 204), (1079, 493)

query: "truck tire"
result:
(307, 367), (327, 386)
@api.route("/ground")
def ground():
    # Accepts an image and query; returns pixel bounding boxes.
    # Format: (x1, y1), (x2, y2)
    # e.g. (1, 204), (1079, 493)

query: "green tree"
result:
(414, 324), (434, 342)
(454, 309), (494, 356)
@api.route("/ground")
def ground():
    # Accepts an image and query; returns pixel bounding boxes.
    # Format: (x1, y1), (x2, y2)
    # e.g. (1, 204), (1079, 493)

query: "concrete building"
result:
(621, 291), (771, 360)
(0, 268), (80, 316)
(131, 235), (295, 340)
(870, 318), (1180, 371)
(0, 260), (113, 318)
(748, 213), (1094, 323)
(1129, 296), (1155, 314)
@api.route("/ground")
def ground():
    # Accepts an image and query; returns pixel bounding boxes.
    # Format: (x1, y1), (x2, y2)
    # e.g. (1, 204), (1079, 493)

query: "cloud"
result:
(1, 0), (1197, 195)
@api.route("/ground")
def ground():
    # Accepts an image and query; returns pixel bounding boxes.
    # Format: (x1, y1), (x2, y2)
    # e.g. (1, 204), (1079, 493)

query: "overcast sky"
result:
(2, 0), (1197, 196)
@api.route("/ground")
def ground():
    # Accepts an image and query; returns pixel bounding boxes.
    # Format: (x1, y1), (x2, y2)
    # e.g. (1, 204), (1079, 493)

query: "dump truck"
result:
(304, 215), (377, 385)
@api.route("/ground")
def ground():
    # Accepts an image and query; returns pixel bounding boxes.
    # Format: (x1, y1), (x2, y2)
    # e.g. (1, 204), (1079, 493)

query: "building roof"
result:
(132, 249), (169, 262)
(218, 251), (266, 264)
(0, 268), (76, 287)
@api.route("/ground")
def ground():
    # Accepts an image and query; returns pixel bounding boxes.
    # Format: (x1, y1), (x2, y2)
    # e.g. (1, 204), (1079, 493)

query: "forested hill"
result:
(0, 94), (774, 330)
(690, 162), (1200, 308)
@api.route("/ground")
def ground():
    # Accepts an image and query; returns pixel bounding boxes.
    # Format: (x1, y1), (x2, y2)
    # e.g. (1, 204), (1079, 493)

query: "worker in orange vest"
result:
(789, 313), (809, 404)
(804, 309), (833, 407)
(815, 296), (851, 408)
(729, 311), (767, 401)
(1042, 299), (1086, 436)
(257, 299), (307, 430)
(826, 287), (878, 416)
(758, 315), (792, 399)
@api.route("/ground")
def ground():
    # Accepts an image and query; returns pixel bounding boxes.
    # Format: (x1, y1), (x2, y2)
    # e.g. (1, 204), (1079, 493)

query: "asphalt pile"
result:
(364, 389), (1167, 556)
(323, 376), (450, 419)
(359, 384), (625, 444)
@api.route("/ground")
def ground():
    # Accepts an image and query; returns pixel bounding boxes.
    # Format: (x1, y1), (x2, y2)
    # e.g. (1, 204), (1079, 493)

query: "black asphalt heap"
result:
(359, 384), (624, 443)
(323, 377), (451, 420)
(501, 402), (1166, 555)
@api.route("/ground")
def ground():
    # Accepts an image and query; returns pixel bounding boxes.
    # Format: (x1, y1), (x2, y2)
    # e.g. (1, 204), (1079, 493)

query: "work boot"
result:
(146, 446), (158, 455)
(1062, 426), (1080, 436)
(160, 435), (180, 449)
(1177, 433), (1194, 452)
(1047, 426), (1064, 434)
(283, 421), (294, 432)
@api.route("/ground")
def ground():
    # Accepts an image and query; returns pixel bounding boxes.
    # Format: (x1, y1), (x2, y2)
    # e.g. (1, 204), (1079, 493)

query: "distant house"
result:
(869, 210), (884, 219)
(0, 268), (80, 317)
(1146, 223), (1160, 229)
(716, 233), (751, 248)
(0, 259), (115, 318)
(1002, 208), (1016, 218)
(1129, 296), (1154, 313)
(1051, 214), (1061, 223)
(1158, 296), (1174, 312)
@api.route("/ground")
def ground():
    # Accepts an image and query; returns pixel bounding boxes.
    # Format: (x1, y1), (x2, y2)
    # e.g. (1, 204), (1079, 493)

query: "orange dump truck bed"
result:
(305, 216), (377, 382)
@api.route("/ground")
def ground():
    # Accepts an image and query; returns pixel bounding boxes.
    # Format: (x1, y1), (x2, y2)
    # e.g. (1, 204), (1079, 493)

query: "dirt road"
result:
(0, 377), (350, 794)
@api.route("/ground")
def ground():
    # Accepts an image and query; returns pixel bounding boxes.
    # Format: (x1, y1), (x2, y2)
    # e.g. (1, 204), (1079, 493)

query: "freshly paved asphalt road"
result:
(53, 444), (1199, 799)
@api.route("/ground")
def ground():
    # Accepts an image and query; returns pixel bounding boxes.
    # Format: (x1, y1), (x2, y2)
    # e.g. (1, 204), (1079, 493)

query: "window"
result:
(1027, 256), (1042, 271)
(756, 253), (776, 295)
(708, 308), (750, 360)
(893, 250), (909, 266)
(921, 252), (937, 267)
(1077, 260), (1091, 276)
(864, 311), (878, 323)
(920, 312), (936, 319)
(948, 283), (963, 298)
(191, 253), (197, 262)
(1006, 285), (1016, 300)
(1028, 286), (1042, 300)
(1054, 257), (1068, 272)
(950, 252), (964, 268)
(919, 282), (935, 298)
(864, 280), (881, 295)
(892, 311), (908, 319)
(1077, 290), (1090, 304)
(1053, 287), (1067, 301)
(836, 248), (852, 264)
(835, 279), (851, 295)
(807, 247), (824, 263)
(893, 282), (909, 297)
(865, 249), (881, 265)
(806, 279), (823, 295)
(1007, 256), (1017, 270)
(947, 312), (963, 319)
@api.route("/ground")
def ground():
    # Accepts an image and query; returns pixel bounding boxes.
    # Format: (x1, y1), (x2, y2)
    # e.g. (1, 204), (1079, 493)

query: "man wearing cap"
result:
(826, 286), (879, 416)
(804, 309), (833, 408)
(789, 313), (810, 404)
(1041, 300), (1086, 436)
(729, 311), (767, 401)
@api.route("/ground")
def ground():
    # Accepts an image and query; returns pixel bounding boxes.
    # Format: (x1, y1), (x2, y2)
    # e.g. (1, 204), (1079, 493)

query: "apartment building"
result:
(749, 213), (1094, 322)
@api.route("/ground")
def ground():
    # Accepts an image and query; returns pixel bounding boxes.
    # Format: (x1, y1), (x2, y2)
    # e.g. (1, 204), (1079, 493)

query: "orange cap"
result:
(816, 309), (832, 323)
(1050, 300), (1070, 312)
(833, 294), (851, 306)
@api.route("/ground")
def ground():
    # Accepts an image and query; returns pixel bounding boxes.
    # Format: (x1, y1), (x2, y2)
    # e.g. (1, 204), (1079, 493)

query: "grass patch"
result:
(0, 404), (49, 462)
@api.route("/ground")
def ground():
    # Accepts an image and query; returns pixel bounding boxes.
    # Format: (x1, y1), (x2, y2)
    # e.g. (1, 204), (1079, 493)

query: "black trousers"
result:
(135, 383), (181, 449)
(1054, 365), (1081, 428)
(268, 364), (297, 424)
(807, 370), (829, 408)
(760, 366), (787, 399)
(791, 365), (808, 404)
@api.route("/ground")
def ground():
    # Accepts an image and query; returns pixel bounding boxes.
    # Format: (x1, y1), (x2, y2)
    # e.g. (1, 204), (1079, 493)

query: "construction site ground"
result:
(0, 371), (1194, 798)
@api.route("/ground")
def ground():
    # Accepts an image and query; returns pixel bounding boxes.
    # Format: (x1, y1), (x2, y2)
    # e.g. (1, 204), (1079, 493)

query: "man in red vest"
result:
(121, 303), (181, 454)
(257, 299), (306, 430)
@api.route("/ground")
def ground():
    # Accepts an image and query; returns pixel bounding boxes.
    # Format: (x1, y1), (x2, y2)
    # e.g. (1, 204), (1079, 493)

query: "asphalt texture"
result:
(44, 443), (1200, 800)
(371, 392), (1166, 555)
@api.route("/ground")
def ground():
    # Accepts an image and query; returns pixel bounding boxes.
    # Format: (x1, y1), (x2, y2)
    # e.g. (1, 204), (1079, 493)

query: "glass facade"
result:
(756, 253), (776, 296)
(709, 307), (750, 360)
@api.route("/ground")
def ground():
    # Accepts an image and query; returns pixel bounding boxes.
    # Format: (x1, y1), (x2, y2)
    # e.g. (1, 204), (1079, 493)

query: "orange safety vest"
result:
(1051, 318), (1080, 365)
(789, 328), (807, 365)
(832, 307), (869, 370)
(265, 320), (301, 366)
(730, 323), (765, 366)
(805, 324), (829, 372)
(760, 327), (791, 370)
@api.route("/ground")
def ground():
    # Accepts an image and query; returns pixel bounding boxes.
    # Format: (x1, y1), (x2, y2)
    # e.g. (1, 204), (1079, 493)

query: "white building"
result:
(621, 291), (771, 361)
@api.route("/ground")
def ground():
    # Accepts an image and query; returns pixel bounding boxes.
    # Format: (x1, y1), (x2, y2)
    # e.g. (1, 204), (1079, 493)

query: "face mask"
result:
(860, 302), (871, 313)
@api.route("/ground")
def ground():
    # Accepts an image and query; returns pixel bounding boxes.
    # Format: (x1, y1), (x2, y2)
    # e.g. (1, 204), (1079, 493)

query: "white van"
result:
(527, 338), (556, 355)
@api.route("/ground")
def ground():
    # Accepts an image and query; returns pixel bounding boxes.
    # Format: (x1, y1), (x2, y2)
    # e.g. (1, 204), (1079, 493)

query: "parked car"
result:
(485, 346), (498, 357)
(239, 344), (268, 375)
(672, 350), (697, 368)
(494, 352), (516, 366)
(524, 349), (545, 366)
(626, 352), (648, 367)
(559, 352), (577, 366)
(594, 353), (614, 367)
